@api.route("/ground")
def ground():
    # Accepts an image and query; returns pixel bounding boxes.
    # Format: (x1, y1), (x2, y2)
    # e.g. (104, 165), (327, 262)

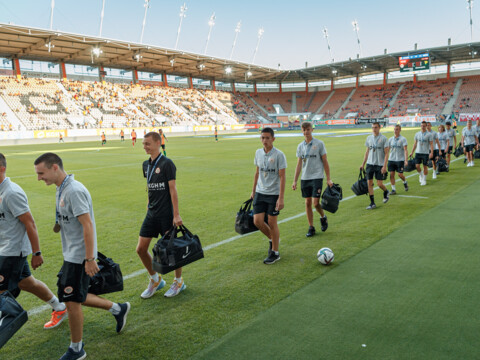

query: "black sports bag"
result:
(474, 149), (480, 159)
(152, 225), (204, 275)
(0, 291), (28, 349)
(405, 156), (416, 172)
(454, 145), (463, 157)
(88, 252), (124, 295)
(321, 183), (342, 213)
(437, 157), (448, 172)
(235, 198), (257, 235)
(351, 169), (369, 196)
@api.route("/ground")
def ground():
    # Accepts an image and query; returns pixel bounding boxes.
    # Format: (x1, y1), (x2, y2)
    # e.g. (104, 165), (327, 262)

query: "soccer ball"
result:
(317, 247), (334, 265)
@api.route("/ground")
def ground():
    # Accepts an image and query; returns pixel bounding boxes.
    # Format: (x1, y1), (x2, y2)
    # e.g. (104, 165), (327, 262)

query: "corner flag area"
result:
(195, 178), (480, 360)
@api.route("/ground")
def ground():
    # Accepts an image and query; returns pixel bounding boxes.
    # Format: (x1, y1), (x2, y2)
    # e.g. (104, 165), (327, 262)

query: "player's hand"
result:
(31, 254), (44, 270)
(292, 182), (297, 190)
(359, 164), (364, 170)
(85, 261), (100, 277)
(173, 214), (183, 226)
(327, 179), (333, 187)
(381, 166), (387, 174)
(404, 160), (408, 167)
(276, 198), (285, 211)
(250, 191), (255, 199)
(429, 153), (433, 159)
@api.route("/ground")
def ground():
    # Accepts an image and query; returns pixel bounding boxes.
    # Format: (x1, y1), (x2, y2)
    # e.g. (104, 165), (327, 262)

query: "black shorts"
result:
(365, 165), (386, 181)
(301, 179), (323, 198)
(431, 149), (439, 160)
(0, 256), (31, 292)
(388, 161), (405, 173)
(447, 146), (453, 154)
(253, 193), (280, 216)
(139, 211), (174, 238)
(464, 144), (475, 153)
(415, 153), (429, 165)
(57, 261), (90, 303)
(161, 144), (165, 150)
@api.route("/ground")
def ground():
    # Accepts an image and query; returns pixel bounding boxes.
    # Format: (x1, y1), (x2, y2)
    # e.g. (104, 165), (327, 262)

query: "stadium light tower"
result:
(204, 12), (216, 54)
(99, 0), (106, 37)
(140, 0), (151, 44)
(352, 19), (362, 58)
(230, 21), (242, 60)
(49, 0), (55, 30)
(251, 27), (264, 64)
(175, 3), (187, 50)
(323, 27), (334, 63)
(467, 0), (474, 42)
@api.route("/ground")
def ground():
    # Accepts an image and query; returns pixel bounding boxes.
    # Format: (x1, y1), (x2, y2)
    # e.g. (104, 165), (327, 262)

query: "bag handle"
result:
(358, 168), (366, 180)
(162, 225), (195, 249)
(239, 198), (253, 212)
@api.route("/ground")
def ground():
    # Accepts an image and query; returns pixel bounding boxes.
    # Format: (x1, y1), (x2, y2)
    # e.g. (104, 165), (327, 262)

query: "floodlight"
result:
(92, 47), (102, 57)
(225, 66), (232, 74)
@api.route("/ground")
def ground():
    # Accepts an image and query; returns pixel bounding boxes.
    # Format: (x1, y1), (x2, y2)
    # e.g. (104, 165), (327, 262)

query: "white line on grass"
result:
(396, 195), (429, 199)
(26, 158), (462, 316)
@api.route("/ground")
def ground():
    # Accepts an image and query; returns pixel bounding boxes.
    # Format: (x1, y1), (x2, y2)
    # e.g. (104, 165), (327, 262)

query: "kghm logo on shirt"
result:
(58, 215), (69, 221)
(148, 182), (166, 190)
(302, 155), (317, 159)
(260, 168), (276, 173)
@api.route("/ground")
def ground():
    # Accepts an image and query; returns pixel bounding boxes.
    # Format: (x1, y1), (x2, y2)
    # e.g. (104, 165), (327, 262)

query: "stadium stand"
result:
(452, 75), (480, 113)
(318, 88), (352, 119)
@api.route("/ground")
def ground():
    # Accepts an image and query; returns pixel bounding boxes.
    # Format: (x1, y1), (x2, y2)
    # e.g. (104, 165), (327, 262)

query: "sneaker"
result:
(44, 308), (67, 330)
(404, 182), (409, 191)
(421, 179), (427, 186)
(263, 251), (280, 264)
(383, 191), (390, 204)
(113, 302), (131, 333)
(472, 161), (475, 167)
(390, 189), (397, 195)
(467, 162), (471, 167)
(432, 172), (437, 179)
(59, 343), (86, 360)
(306, 226), (315, 237)
(366, 203), (376, 210)
(164, 279), (186, 298)
(320, 216), (328, 232)
(140, 278), (166, 299)
(418, 174), (423, 183)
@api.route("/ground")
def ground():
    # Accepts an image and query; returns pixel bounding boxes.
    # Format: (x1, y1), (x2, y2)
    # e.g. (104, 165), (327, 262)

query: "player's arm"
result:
(168, 179), (182, 226)
(251, 167), (259, 199)
(361, 147), (369, 169)
(461, 135), (465, 147)
(321, 154), (333, 187)
(435, 138), (441, 150)
(277, 168), (286, 211)
(445, 139), (450, 155)
(403, 145), (409, 166)
(382, 147), (389, 173)
(410, 140), (417, 157)
(453, 134), (457, 148)
(77, 213), (99, 277)
(17, 211), (43, 270)
(429, 141), (434, 159)
(292, 158), (302, 190)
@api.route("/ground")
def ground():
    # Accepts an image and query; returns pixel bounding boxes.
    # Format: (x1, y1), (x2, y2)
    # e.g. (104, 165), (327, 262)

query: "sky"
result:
(0, 0), (478, 70)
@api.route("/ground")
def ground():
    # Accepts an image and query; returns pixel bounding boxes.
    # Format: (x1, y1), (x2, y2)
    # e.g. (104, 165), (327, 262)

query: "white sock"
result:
(70, 341), (82, 352)
(150, 273), (159, 282)
(274, 251), (279, 255)
(175, 277), (182, 283)
(109, 303), (121, 315)
(47, 296), (66, 312)
(391, 185), (396, 191)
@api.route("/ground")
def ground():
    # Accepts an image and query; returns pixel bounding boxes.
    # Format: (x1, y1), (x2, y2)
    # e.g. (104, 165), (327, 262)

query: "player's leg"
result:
(83, 293), (130, 333)
(305, 197), (314, 226)
(365, 165), (376, 209)
(263, 213), (280, 265)
(389, 171), (397, 194)
(301, 180), (315, 236)
(165, 267), (186, 298)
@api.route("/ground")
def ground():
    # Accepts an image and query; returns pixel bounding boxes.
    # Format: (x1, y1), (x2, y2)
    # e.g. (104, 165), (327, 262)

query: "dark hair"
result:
(34, 152), (63, 170)
(372, 122), (380, 127)
(426, 122), (431, 125)
(145, 131), (161, 142)
(421, 121), (427, 125)
(0, 153), (6, 168)
(394, 124), (401, 129)
(261, 127), (275, 137)
(301, 122), (313, 130)
(445, 121), (451, 125)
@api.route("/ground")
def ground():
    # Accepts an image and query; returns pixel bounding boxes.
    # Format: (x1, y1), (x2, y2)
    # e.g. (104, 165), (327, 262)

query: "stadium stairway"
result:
(310, 90), (335, 120)
(291, 93), (297, 113)
(0, 95), (26, 130)
(303, 90), (318, 112)
(441, 78), (462, 116)
(246, 93), (276, 122)
(196, 90), (239, 124)
(334, 88), (356, 118)
(380, 83), (405, 118)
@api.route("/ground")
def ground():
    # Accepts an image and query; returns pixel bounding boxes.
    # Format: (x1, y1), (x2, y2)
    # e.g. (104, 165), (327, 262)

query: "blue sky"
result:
(0, 0), (478, 69)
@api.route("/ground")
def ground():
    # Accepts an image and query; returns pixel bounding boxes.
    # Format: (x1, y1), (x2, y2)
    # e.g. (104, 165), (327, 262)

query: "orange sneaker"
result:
(44, 308), (67, 330)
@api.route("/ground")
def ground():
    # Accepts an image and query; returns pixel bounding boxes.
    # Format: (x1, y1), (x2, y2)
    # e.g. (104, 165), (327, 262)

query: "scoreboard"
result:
(399, 53), (430, 72)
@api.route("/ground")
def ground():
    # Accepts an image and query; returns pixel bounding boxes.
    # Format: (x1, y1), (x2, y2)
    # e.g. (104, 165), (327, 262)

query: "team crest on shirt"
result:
(269, 158), (275, 163)
(60, 198), (65, 207)
(64, 286), (73, 294)
(155, 167), (160, 174)
(313, 145), (317, 150)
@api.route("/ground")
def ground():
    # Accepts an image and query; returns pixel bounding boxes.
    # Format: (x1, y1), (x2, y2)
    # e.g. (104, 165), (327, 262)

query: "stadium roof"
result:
(1, 22), (480, 84)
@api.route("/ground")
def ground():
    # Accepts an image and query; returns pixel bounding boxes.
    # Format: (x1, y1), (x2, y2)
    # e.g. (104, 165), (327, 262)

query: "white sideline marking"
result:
(396, 195), (428, 199)
(26, 158), (462, 316)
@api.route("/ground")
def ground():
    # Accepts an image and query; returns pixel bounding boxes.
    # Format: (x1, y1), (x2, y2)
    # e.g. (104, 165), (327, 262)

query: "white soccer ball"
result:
(317, 247), (334, 265)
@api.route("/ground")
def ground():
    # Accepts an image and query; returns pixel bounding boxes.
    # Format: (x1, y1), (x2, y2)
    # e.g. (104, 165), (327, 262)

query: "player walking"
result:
(360, 122), (389, 210)
(120, 129), (125, 142)
(292, 122), (333, 237)
(436, 125), (450, 170)
(131, 129), (137, 146)
(0, 153), (67, 330)
(426, 122), (441, 179)
(101, 132), (106, 147)
(159, 129), (168, 156)
(34, 153), (130, 360)
(251, 128), (287, 264)
(137, 132), (185, 298)
(410, 121), (434, 186)
(387, 124), (409, 195)
(462, 120), (478, 167)
(445, 121), (457, 169)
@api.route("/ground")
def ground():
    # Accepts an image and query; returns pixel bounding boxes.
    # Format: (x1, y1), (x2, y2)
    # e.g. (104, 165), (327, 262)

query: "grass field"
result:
(1, 126), (479, 359)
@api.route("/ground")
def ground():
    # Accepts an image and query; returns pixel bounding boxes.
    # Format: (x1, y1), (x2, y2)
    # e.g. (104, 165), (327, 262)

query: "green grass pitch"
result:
(1, 127), (479, 359)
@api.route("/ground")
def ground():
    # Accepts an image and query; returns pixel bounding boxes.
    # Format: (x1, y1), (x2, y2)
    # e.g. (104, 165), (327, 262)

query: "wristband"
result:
(85, 258), (95, 262)
(33, 251), (42, 256)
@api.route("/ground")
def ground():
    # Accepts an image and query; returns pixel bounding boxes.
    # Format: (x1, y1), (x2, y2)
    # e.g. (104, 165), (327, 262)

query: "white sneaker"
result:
(164, 279), (186, 298)
(432, 172), (437, 179)
(467, 162), (472, 167)
(140, 278), (166, 299)
(472, 161), (475, 166)
(421, 178), (427, 186)
(418, 173), (423, 183)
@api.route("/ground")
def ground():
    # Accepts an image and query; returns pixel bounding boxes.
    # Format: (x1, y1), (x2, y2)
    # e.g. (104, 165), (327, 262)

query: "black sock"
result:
(369, 195), (375, 204)
(384, 189), (389, 197)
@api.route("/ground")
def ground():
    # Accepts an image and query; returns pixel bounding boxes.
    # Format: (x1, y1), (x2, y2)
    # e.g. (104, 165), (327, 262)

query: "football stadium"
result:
(1, 1), (480, 359)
